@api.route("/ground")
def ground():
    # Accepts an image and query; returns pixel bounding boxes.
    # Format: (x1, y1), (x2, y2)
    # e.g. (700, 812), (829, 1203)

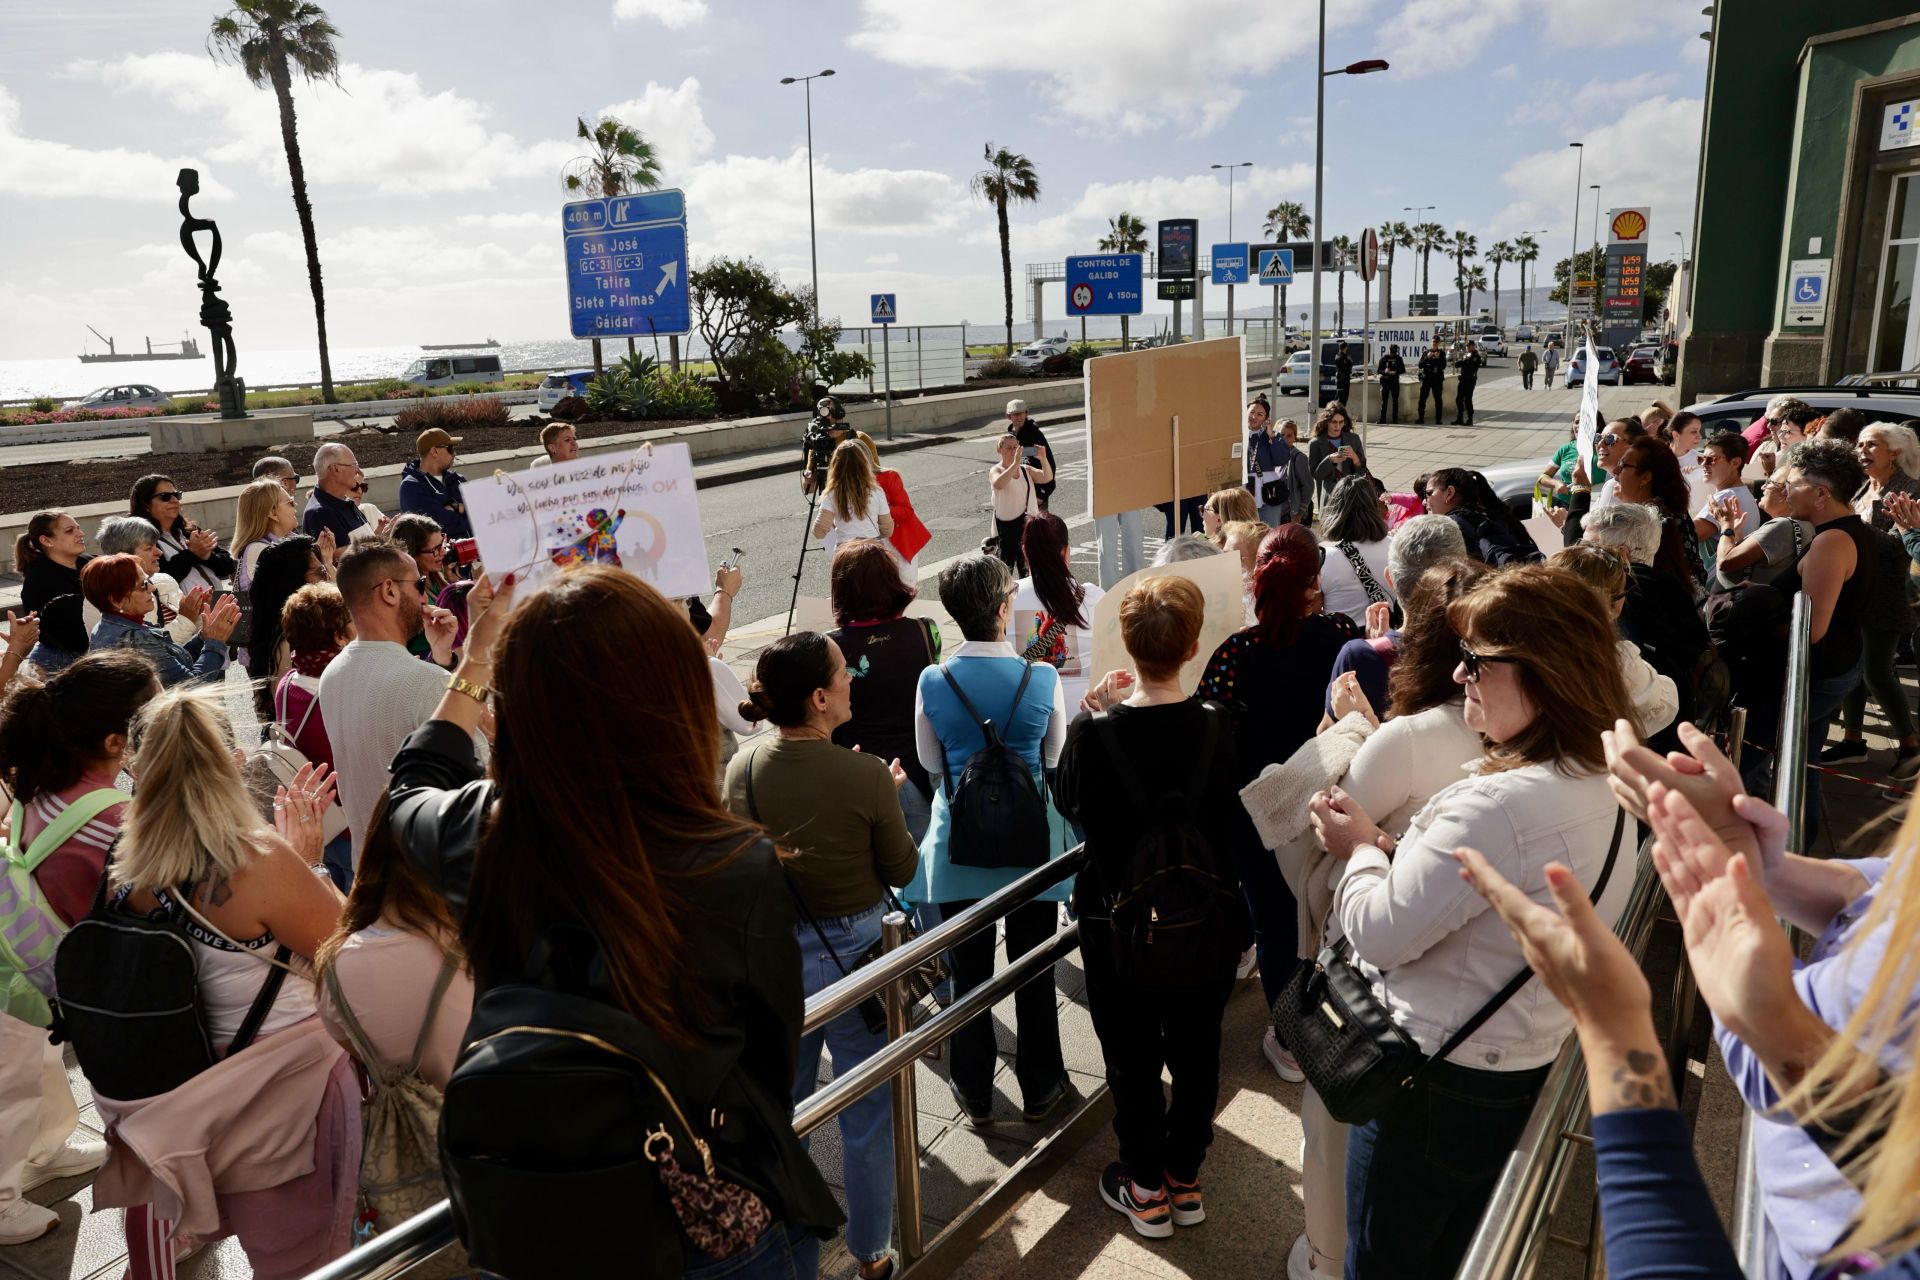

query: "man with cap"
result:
(801, 396), (851, 494)
(1006, 398), (1056, 509)
(397, 427), (473, 539)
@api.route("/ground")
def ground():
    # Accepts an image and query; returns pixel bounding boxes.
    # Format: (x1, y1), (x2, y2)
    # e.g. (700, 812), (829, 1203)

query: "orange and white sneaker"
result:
(1099, 1163), (1172, 1239)
(1165, 1172), (1205, 1226)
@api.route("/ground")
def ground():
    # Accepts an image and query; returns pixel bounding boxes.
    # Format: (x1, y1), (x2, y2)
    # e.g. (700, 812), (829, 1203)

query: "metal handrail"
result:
(299, 849), (1088, 1280)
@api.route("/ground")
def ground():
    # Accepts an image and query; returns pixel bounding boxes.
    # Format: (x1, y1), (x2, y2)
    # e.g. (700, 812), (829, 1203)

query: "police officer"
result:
(1454, 340), (1483, 426)
(1416, 340), (1448, 424)
(1377, 343), (1406, 422)
(1334, 340), (1354, 406)
(800, 396), (851, 494)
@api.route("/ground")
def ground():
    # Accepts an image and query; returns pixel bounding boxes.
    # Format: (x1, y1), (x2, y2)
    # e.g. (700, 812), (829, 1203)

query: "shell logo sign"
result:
(1609, 208), (1649, 243)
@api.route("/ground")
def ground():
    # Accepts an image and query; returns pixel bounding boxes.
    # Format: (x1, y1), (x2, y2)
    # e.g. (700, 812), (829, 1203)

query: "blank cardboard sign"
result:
(1086, 336), (1247, 519)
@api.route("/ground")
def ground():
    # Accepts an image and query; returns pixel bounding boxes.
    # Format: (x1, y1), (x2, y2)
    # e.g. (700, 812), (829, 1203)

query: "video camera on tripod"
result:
(789, 397), (852, 633)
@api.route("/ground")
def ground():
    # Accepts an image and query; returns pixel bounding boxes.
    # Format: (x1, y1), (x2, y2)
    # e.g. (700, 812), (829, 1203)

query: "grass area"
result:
(155, 373), (548, 414)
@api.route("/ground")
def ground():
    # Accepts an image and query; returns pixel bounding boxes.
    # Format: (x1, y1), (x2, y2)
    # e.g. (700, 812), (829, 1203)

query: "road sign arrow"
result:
(657, 260), (680, 293)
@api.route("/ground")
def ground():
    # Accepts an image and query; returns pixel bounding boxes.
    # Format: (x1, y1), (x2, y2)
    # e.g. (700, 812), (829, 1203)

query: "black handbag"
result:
(1272, 807), (1624, 1125)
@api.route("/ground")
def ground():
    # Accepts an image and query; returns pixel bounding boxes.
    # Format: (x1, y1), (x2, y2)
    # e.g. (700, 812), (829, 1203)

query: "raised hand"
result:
(1329, 671), (1379, 728)
(461, 572), (517, 668)
(887, 758), (909, 789)
(1081, 669), (1135, 714)
(1712, 491), (1749, 536)
(178, 585), (210, 623)
(1364, 600), (1392, 640)
(316, 526), (338, 564)
(1885, 490), (1920, 533)
(2, 610), (39, 660)
(188, 527), (217, 558)
(200, 594), (241, 643)
(1604, 718), (1766, 871)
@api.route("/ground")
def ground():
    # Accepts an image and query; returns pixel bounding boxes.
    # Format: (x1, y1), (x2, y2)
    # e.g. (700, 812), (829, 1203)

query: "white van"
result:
(402, 354), (505, 387)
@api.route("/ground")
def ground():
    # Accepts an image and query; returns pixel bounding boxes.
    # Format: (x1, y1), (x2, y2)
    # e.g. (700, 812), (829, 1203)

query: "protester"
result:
(1582, 503), (1711, 734)
(0, 650), (157, 1247)
(90, 518), (198, 647)
(1308, 403), (1367, 508)
(384, 567), (844, 1276)
(813, 440), (895, 571)
(274, 583), (356, 885)
(82, 554), (237, 687)
(1656, 409), (1704, 483)
(1309, 565), (1633, 1278)
(397, 429), (473, 539)
(827, 541), (941, 844)
(349, 469), (387, 538)
(303, 443), (370, 552)
(1613, 438), (1705, 590)
(1562, 419), (1647, 543)
(1323, 514), (1469, 718)
(1015, 513), (1106, 714)
(1201, 488), (1260, 548)
(858, 436), (931, 576)
(1711, 474), (1808, 589)
(1423, 467), (1543, 565)
(1248, 405), (1314, 526)
(1743, 393), (1808, 455)
(1537, 414), (1605, 511)
(914, 554), (1071, 1127)
(94, 685), (352, 1280)
(252, 455), (298, 495)
(989, 433), (1051, 576)
(1062, 575), (1244, 1241)
(319, 540), (471, 864)
(232, 478), (297, 595)
(1691, 432), (1760, 546)
(537, 421), (579, 466)
(1756, 403), (1821, 478)
(17, 513), (91, 674)
(1817, 405), (1867, 445)
(247, 534), (332, 697)
(1828, 424), (1920, 776)
(0, 614), (38, 696)
(1198, 524), (1356, 1081)
(1007, 399), (1057, 510)
(1155, 534), (1222, 566)
(1548, 546), (1679, 738)
(1317, 476), (1398, 625)
(389, 512), (458, 600)
(130, 475), (234, 595)
(727, 632), (918, 1280)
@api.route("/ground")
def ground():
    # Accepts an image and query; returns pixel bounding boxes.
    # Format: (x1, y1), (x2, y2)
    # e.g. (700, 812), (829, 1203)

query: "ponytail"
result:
(14, 512), (65, 571)
(0, 649), (159, 802)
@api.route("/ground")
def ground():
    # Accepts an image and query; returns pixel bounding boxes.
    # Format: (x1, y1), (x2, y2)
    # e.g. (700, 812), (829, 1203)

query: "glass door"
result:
(1869, 173), (1920, 374)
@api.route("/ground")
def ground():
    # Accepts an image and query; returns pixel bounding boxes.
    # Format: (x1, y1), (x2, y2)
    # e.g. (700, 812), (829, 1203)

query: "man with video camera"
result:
(801, 396), (853, 494)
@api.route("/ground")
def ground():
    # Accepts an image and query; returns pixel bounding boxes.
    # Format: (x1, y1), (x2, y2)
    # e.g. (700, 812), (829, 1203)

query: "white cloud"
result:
(1492, 64), (1518, 81)
(0, 83), (235, 201)
(454, 211), (549, 230)
(685, 150), (967, 256)
(70, 53), (575, 195)
(612, 0), (708, 28)
(1010, 164), (1318, 257)
(866, 252), (900, 266)
(593, 78), (716, 178)
(1384, 0), (1705, 77)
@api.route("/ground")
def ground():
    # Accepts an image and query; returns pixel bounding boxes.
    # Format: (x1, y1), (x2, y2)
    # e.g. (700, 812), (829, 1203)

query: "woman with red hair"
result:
(1197, 525), (1357, 1082)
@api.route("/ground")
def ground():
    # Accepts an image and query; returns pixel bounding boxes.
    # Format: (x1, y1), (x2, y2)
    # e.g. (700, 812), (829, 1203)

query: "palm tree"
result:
(1448, 230), (1479, 315)
(1379, 220), (1412, 320)
(1486, 240), (1513, 327)
(208, 0), (341, 403)
(1513, 234), (1540, 326)
(563, 115), (663, 364)
(1414, 221), (1446, 295)
(1332, 235), (1353, 332)
(1263, 200), (1311, 346)
(1099, 211), (1147, 349)
(1456, 266), (1489, 316)
(971, 142), (1042, 358)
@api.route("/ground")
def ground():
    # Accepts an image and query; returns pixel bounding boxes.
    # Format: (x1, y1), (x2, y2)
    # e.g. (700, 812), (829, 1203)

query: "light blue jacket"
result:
(90, 612), (227, 687)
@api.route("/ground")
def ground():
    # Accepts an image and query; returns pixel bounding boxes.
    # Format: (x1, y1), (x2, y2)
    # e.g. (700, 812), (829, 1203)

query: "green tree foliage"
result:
(1548, 248), (1609, 304)
(690, 259), (873, 410)
(1264, 201), (1311, 342)
(1100, 212), (1147, 348)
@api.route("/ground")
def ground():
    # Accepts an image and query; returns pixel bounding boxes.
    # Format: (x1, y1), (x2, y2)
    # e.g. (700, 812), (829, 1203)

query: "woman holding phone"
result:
(1309, 403), (1368, 511)
(989, 431), (1053, 576)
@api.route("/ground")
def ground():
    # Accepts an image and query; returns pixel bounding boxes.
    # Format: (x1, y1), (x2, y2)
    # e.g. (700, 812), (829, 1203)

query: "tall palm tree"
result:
(1513, 234), (1540, 326)
(1414, 221), (1446, 295)
(563, 115), (663, 364)
(1263, 200), (1311, 347)
(1331, 235), (1353, 332)
(971, 142), (1042, 358)
(208, 0), (341, 403)
(1456, 265), (1489, 317)
(1379, 220), (1412, 320)
(1448, 230), (1479, 315)
(1099, 211), (1147, 349)
(1486, 240), (1513, 327)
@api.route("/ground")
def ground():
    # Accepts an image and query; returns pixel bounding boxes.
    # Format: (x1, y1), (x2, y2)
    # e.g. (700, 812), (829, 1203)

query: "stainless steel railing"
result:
(299, 849), (1088, 1280)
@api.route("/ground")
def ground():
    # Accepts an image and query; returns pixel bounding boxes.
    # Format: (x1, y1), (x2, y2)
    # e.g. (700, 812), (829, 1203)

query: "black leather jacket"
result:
(385, 720), (843, 1237)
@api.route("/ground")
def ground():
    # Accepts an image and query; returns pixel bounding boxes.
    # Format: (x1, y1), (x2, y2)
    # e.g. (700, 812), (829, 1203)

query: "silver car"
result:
(68, 383), (173, 412)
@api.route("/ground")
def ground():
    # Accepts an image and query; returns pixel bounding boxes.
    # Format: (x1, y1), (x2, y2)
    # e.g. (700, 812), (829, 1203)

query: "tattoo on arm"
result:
(1609, 1048), (1677, 1111)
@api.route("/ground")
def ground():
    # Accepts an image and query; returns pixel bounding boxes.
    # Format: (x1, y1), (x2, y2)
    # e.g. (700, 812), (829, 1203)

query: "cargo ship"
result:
(419, 338), (500, 350)
(77, 327), (204, 363)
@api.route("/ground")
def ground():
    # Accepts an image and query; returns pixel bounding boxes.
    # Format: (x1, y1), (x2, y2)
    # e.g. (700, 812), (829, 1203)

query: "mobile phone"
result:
(1023, 445), (1040, 461)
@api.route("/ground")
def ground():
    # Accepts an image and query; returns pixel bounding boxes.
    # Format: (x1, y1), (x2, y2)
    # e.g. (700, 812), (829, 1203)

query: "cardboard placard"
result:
(460, 443), (711, 597)
(1086, 336), (1247, 519)
(1086, 551), (1248, 697)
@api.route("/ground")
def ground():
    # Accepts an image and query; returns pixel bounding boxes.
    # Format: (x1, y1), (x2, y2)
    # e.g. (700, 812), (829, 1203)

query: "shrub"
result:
(1068, 341), (1102, 362)
(977, 358), (1017, 378)
(29, 396), (57, 413)
(0, 405), (165, 426)
(585, 366), (652, 418)
(646, 369), (717, 418)
(391, 396), (511, 432)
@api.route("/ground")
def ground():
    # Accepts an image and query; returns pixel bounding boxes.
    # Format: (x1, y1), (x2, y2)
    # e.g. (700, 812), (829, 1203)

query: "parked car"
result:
(1565, 346), (1621, 388)
(1656, 343), (1679, 385)
(1622, 346), (1662, 386)
(67, 384), (173, 412)
(1513, 324), (1536, 344)
(537, 369), (594, 411)
(1277, 350), (1313, 395)
(1474, 330), (1509, 358)
(1009, 337), (1072, 372)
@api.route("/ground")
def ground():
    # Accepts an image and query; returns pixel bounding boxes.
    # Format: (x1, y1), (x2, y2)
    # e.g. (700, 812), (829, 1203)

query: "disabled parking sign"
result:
(1785, 258), (1830, 327)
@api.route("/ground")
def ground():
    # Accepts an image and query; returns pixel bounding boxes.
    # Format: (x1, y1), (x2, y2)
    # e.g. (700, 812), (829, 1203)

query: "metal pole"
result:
(915, 326), (923, 390)
(1269, 283), (1281, 402)
(882, 324), (893, 440)
(1564, 145), (1583, 360)
(882, 911), (926, 1264)
(804, 79), (820, 325)
(1227, 167), (1237, 334)
(1312, 0), (1325, 404)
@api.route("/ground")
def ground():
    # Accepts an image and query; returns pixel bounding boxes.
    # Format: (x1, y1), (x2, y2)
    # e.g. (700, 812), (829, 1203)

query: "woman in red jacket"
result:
(859, 433), (930, 583)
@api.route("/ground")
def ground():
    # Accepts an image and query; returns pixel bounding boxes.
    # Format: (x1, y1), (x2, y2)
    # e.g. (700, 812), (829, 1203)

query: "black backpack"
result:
(1094, 705), (1242, 988)
(53, 868), (288, 1101)
(937, 662), (1053, 870)
(441, 927), (809, 1278)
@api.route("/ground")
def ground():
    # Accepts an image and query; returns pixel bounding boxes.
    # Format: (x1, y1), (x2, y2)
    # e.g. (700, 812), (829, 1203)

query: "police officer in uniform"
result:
(1416, 340), (1448, 425)
(1377, 343), (1406, 422)
(1454, 340), (1483, 426)
(1333, 340), (1355, 406)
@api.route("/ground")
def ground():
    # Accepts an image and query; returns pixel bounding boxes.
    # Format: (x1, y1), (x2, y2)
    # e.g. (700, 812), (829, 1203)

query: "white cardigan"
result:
(1334, 763), (1627, 1071)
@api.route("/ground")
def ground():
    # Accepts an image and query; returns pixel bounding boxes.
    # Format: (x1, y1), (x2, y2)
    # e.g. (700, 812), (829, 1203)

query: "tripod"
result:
(784, 479), (823, 637)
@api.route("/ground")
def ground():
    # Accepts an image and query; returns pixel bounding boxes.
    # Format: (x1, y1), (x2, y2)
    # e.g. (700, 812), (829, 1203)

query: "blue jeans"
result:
(321, 832), (353, 893)
(24, 643), (79, 674)
(1095, 510), (1145, 588)
(791, 902), (895, 1264)
(682, 1223), (821, 1280)
(1345, 1058), (1550, 1279)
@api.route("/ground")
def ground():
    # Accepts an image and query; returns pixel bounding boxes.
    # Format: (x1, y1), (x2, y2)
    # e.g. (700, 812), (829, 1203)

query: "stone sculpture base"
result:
(148, 411), (315, 455)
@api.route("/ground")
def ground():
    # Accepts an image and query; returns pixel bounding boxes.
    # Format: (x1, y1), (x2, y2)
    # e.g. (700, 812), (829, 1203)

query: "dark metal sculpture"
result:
(177, 168), (245, 419)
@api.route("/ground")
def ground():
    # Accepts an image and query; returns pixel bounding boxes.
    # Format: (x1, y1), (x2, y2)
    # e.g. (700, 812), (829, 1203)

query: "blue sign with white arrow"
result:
(1211, 242), (1250, 285)
(562, 188), (690, 339)
(870, 293), (897, 324)
(1064, 253), (1144, 316)
(1257, 248), (1295, 284)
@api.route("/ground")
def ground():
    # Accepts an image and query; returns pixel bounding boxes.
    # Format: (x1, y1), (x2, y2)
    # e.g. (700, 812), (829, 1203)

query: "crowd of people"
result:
(2, 382), (1919, 1280)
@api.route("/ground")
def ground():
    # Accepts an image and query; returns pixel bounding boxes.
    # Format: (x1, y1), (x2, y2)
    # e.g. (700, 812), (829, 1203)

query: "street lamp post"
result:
(1403, 206), (1434, 316)
(1212, 161), (1252, 333)
(1564, 143), (1584, 357)
(778, 68), (835, 324)
(1313, 0), (1388, 405)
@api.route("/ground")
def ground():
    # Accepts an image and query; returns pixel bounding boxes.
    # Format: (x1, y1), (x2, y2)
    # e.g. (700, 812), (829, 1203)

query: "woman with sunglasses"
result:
(1612, 439), (1703, 592)
(1308, 566), (1633, 1279)
(81, 554), (239, 687)
(130, 474), (235, 594)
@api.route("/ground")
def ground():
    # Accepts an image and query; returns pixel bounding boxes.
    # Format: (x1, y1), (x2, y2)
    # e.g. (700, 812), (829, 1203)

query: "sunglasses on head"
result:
(1458, 640), (1520, 683)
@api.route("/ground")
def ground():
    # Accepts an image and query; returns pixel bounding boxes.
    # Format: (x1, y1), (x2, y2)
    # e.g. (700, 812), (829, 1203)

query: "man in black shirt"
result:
(302, 440), (369, 558)
(1376, 344), (1405, 422)
(1453, 341), (1483, 426)
(1416, 342), (1447, 425)
(1333, 342), (1354, 406)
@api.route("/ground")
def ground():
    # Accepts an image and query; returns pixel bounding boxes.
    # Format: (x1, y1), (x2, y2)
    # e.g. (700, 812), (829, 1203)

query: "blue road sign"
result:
(1257, 248), (1295, 284)
(1211, 242), (1250, 285)
(1064, 253), (1144, 316)
(562, 189), (689, 339)
(871, 293), (897, 324)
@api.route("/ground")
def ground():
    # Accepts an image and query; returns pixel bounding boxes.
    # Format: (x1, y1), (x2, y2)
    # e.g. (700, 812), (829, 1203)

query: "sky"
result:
(0, 0), (1713, 359)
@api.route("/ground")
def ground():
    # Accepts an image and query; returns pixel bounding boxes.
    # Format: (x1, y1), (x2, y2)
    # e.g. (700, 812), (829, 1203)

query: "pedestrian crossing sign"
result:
(1258, 249), (1294, 284)
(870, 293), (897, 324)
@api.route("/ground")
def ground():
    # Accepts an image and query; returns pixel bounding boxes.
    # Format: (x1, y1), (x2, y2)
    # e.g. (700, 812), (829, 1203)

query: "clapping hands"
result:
(2, 610), (39, 661)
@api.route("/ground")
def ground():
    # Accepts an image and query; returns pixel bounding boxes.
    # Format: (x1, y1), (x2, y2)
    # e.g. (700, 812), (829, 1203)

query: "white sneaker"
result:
(21, 1136), (106, 1192)
(0, 1199), (59, 1246)
(1263, 1027), (1305, 1083)
(1287, 1233), (1341, 1280)
(1235, 947), (1258, 980)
